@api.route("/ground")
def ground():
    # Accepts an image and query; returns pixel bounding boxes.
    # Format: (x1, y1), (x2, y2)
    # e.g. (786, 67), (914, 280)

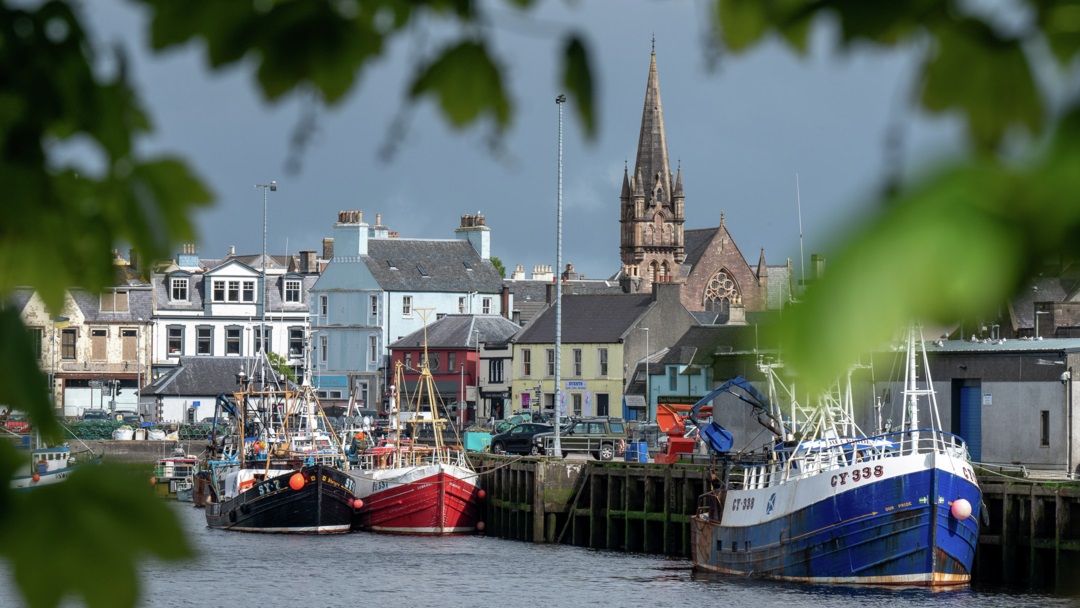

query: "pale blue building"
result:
(309, 211), (506, 413)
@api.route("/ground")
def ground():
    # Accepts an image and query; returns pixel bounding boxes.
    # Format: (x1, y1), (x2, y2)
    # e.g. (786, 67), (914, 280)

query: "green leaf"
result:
(561, 34), (597, 140)
(0, 463), (193, 608)
(922, 18), (1043, 150)
(780, 164), (1026, 395)
(1037, 2), (1080, 66)
(714, 0), (812, 54)
(822, 0), (936, 46)
(409, 40), (512, 130)
(715, 0), (773, 52)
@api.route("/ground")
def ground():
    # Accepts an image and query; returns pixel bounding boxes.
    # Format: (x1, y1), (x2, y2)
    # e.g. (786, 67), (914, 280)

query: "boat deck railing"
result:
(735, 427), (971, 491)
(354, 446), (469, 471)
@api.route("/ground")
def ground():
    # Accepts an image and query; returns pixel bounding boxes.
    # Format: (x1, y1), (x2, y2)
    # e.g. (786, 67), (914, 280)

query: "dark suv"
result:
(490, 423), (553, 456)
(533, 417), (628, 461)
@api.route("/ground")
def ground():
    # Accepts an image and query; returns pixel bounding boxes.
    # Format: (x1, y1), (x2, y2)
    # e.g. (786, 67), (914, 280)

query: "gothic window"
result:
(704, 269), (739, 313)
(660, 261), (670, 282)
(649, 261), (660, 283)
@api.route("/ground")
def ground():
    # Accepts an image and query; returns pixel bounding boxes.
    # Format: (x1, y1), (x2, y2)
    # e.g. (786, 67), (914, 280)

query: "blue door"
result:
(958, 384), (982, 462)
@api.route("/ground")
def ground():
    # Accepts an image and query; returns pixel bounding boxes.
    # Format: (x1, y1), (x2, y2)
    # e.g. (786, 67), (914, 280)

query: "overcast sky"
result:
(85, 1), (962, 282)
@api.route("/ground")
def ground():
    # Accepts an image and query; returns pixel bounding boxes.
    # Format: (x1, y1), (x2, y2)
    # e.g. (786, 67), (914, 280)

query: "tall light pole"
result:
(255, 180), (277, 356)
(554, 93), (566, 456)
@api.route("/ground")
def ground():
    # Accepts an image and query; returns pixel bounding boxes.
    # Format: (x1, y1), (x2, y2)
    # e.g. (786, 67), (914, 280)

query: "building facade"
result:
(12, 259), (153, 418)
(510, 282), (697, 421)
(310, 211), (507, 414)
(150, 245), (320, 383)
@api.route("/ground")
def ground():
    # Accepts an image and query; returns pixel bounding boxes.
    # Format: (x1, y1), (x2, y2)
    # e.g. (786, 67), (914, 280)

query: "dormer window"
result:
(284, 279), (302, 303)
(100, 290), (129, 312)
(211, 279), (256, 302)
(170, 277), (189, 301)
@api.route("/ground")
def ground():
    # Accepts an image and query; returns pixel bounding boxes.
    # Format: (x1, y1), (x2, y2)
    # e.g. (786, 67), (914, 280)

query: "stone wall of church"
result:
(680, 234), (766, 313)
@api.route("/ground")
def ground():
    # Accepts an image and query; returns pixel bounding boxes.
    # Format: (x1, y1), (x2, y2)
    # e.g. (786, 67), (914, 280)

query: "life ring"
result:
(36, 459), (48, 474)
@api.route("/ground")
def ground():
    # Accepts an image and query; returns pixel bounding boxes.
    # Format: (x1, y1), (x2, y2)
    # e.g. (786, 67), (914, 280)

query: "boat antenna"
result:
(796, 172), (806, 292)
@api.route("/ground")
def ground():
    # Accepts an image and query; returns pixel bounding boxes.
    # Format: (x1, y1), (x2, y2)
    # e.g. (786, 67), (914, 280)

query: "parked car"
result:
(2, 411), (30, 434)
(493, 412), (548, 435)
(80, 409), (109, 421)
(490, 423), (554, 456)
(532, 416), (628, 461)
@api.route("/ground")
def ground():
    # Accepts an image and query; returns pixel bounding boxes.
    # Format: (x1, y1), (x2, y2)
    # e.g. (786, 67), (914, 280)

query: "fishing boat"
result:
(349, 309), (484, 534)
(151, 448), (198, 501)
(8, 433), (102, 490)
(690, 325), (982, 585)
(202, 353), (359, 533)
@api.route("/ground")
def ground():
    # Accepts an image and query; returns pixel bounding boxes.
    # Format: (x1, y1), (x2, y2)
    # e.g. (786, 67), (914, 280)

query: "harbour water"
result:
(1, 501), (1076, 607)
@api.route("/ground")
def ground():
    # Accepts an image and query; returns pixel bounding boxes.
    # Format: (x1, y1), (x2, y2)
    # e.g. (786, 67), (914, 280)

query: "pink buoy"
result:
(951, 498), (972, 521)
(477, 489), (487, 500)
(353, 498), (364, 509)
(476, 521), (486, 531)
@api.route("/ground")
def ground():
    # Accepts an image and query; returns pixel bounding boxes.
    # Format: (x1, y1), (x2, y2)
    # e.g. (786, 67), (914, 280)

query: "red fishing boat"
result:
(350, 309), (484, 534)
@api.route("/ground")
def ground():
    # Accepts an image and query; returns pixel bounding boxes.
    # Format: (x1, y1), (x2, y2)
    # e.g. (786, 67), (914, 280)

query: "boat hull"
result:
(351, 462), (482, 534)
(10, 458), (102, 490)
(692, 454), (981, 585)
(205, 464), (356, 534)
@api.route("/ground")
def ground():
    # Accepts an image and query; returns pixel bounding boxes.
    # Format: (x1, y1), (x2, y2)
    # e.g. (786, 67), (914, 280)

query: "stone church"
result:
(617, 44), (791, 318)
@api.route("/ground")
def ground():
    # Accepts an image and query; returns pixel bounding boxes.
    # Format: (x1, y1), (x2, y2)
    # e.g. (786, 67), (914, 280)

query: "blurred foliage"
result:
(0, 459), (190, 608)
(708, 0), (1080, 393)
(3, 0), (1079, 605)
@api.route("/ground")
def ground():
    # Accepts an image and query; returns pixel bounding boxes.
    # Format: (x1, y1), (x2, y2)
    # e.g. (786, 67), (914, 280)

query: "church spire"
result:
(633, 41), (671, 209)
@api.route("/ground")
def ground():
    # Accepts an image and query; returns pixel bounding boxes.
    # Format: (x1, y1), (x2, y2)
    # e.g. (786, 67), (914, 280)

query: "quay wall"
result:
(86, 440), (208, 465)
(470, 454), (1080, 591)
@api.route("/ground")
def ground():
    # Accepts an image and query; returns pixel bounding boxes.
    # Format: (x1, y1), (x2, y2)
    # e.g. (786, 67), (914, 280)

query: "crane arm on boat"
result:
(688, 376), (770, 455)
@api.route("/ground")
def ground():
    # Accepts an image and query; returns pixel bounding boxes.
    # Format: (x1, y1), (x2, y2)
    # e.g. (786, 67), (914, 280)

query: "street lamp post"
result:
(554, 93), (566, 456)
(255, 180), (277, 357)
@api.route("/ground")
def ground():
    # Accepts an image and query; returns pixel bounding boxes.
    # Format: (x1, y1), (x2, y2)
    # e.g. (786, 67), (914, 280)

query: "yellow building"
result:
(509, 284), (695, 421)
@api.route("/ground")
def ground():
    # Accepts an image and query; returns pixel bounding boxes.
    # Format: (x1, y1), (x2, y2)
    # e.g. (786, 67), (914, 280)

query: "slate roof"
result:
(71, 287), (154, 323)
(141, 357), (256, 397)
(655, 325), (766, 368)
(389, 314), (521, 349)
(505, 279), (624, 327)
(5, 289), (34, 314)
(513, 294), (653, 344)
(681, 227), (717, 274)
(365, 239), (503, 293)
(152, 270), (318, 314)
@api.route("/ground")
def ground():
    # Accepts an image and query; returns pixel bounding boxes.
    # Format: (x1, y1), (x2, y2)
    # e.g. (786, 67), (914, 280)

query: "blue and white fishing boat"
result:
(691, 326), (982, 585)
(10, 443), (102, 490)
